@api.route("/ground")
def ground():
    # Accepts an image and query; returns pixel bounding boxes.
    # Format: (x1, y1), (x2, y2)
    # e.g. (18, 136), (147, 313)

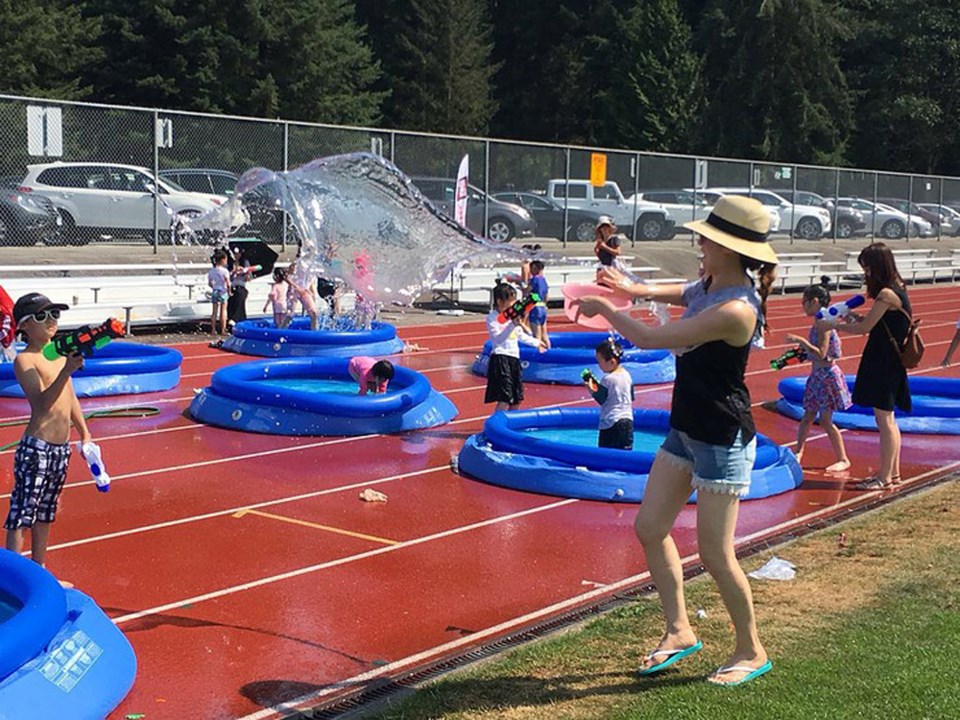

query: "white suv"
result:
(20, 162), (227, 243)
(543, 179), (675, 240)
(707, 187), (831, 239)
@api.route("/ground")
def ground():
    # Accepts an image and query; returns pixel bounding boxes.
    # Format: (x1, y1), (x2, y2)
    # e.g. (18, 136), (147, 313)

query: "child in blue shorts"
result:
(527, 260), (550, 349)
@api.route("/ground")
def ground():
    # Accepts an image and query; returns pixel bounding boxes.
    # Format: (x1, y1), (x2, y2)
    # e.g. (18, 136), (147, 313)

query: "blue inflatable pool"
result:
(190, 357), (457, 435)
(472, 331), (675, 385)
(221, 318), (405, 357)
(776, 375), (960, 434)
(458, 408), (802, 502)
(0, 549), (136, 719)
(0, 341), (182, 398)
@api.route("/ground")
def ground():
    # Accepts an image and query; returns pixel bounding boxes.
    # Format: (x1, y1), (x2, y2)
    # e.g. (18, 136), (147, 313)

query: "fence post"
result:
(152, 110), (159, 254)
(282, 121), (289, 252)
(871, 172), (879, 239)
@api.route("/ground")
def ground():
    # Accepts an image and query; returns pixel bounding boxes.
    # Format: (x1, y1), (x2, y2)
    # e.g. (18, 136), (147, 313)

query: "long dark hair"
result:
(857, 242), (903, 298)
(739, 256), (777, 332)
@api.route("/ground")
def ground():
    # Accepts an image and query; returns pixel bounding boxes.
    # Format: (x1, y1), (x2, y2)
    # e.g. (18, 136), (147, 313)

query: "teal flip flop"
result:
(637, 640), (703, 676)
(709, 659), (773, 686)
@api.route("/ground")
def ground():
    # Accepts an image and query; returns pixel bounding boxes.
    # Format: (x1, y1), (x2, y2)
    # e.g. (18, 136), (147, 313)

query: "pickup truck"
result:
(544, 179), (675, 240)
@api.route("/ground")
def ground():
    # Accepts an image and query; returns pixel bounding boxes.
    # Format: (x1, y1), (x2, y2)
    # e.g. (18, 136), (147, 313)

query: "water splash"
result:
(183, 152), (536, 306)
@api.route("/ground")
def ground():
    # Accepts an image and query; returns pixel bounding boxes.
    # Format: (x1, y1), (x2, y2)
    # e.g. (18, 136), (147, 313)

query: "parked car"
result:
(877, 197), (945, 233)
(836, 197), (932, 238)
(491, 191), (603, 241)
(412, 177), (534, 242)
(0, 176), (62, 247)
(690, 189), (782, 234)
(158, 167), (239, 197)
(20, 162), (228, 243)
(627, 189), (713, 228)
(772, 189), (866, 239)
(918, 203), (960, 236)
(543, 179), (675, 240)
(707, 187), (832, 239)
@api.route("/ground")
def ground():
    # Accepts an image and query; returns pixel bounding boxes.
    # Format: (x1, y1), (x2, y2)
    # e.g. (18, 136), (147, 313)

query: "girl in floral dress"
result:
(785, 281), (852, 472)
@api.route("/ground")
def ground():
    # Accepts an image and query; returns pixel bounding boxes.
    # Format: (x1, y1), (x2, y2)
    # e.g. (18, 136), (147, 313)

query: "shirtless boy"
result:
(5, 293), (92, 580)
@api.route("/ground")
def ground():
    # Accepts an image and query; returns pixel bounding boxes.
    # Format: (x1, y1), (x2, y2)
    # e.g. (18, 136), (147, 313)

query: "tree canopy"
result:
(1, 0), (959, 174)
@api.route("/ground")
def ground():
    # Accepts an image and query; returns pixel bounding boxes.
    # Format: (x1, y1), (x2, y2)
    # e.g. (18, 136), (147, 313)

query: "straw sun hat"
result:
(684, 195), (778, 265)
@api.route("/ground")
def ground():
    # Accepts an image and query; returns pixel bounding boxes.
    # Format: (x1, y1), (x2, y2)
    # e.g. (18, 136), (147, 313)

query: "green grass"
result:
(368, 490), (960, 720)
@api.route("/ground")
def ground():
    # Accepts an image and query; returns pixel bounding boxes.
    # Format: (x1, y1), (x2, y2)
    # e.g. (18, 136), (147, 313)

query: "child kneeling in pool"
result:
(348, 356), (395, 394)
(583, 338), (635, 449)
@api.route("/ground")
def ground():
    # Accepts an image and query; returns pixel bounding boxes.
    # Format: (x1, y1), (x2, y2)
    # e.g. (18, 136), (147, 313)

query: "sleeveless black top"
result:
(852, 286), (912, 412)
(669, 279), (760, 446)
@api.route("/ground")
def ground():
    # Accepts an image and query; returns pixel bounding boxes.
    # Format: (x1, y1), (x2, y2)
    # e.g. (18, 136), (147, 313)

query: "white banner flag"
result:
(454, 154), (469, 227)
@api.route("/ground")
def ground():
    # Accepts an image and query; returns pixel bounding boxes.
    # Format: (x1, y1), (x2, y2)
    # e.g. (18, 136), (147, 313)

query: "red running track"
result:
(2, 286), (959, 719)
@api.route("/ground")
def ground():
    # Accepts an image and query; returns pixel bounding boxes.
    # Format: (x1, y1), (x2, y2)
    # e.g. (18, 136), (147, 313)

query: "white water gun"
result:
(816, 294), (865, 324)
(78, 441), (111, 492)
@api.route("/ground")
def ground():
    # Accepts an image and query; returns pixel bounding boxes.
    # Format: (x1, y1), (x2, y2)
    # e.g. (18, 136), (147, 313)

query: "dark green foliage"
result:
(0, 0), (103, 100)
(841, 0), (960, 174)
(693, 0), (853, 165)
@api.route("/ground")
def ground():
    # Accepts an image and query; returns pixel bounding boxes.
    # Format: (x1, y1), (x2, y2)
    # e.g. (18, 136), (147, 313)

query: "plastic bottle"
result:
(78, 441), (111, 492)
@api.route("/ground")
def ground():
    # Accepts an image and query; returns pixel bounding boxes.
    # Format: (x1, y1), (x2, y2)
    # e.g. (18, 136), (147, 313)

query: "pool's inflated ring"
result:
(472, 331), (675, 385)
(776, 375), (960, 434)
(458, 407), (802, 502)
(221, 318), (405, 357)
(0, 341), (182, 397)
(0, 549), (136, 719)
(189, 356), (457, 435)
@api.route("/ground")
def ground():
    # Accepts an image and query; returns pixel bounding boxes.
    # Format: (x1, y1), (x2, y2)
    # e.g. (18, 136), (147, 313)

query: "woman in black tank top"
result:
(835, 242), (910, 490)
(573, 196), (778, 687)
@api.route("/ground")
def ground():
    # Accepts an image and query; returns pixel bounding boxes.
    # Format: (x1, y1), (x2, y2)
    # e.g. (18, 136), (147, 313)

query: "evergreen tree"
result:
(842, 0), (960, 174)
(260, 0), (385, 125)
(693, 0), (853, 165)
(0, 0), (103, 99)
(603, 0), (703, 152)
(365, 0), (498, 134)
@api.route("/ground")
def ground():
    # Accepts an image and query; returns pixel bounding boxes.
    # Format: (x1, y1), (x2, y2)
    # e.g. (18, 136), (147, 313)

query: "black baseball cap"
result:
(13, 293), (69, 324)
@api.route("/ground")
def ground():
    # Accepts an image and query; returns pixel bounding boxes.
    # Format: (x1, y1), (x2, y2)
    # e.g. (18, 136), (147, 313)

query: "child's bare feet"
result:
(825, 459), (851, 473)
(58, 579), (74, 589)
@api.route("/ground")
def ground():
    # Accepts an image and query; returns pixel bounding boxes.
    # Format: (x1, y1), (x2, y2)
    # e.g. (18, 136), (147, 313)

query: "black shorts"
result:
(5, 435), (71, 529)
(599, 418), (634, 450)
(485, 354), (524, 405)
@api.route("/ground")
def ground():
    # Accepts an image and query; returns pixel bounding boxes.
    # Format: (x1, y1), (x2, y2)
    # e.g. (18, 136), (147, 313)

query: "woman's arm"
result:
(835, 288), (900, 336)
(597, 267), (686, 306)
(574, 296), (756, 350)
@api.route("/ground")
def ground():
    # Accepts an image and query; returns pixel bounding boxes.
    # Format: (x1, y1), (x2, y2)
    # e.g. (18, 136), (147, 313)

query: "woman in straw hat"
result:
(573, 195), (778, 686)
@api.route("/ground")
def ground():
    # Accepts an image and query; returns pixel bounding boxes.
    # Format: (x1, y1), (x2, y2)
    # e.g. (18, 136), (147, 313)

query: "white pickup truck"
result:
(544, 179), (675, 240)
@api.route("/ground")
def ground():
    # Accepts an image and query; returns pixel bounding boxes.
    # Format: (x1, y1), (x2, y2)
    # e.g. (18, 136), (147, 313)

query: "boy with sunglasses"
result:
(5, 293), (92, 582)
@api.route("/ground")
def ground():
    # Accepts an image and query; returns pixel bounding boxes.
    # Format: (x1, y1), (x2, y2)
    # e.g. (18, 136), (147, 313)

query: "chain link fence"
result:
(2, 92), (959, 257)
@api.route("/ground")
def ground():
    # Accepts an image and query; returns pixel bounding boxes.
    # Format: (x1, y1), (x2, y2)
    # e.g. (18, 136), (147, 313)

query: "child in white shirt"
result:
(484, 283), (545, 413)
(207, 251), (231, 336)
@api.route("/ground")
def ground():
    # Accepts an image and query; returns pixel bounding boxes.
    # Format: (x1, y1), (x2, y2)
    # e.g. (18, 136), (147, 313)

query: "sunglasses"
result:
(25, 309), (61, 324)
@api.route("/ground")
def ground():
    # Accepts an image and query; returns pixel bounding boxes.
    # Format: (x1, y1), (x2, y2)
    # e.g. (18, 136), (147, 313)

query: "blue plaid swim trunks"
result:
(5, 435), (71, 529)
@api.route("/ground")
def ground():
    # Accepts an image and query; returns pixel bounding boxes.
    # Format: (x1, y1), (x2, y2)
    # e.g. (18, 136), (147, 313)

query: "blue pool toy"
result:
(221, 318), (405, 357)
(458, 408), (802, 502)
(472, 331), (675, 385)
(0, 341), (182, 398)
(0, 549), (136, 719)
(776, 375), (960, 434)
(190, 357), (457, 435)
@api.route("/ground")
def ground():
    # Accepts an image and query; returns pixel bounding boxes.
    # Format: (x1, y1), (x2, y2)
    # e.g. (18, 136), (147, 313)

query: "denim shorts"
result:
(658, 428), (756, 497)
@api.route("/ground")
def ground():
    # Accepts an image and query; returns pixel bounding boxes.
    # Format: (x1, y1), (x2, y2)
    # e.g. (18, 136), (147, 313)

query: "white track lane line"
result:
(234, 459), (960, 720)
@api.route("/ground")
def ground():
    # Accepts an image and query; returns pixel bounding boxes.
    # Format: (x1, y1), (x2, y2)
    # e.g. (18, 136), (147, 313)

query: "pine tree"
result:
(364, 0), (499, 134)
(0, 0), (103, 99)
(693, 0), (853, 165)
(603, 0), (703, 152)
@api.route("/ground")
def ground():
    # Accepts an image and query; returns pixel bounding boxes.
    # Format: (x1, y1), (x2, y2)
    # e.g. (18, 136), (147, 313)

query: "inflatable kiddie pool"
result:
(458, 407), (802, 502)
(776, 375), (960, 434)
(190, 357), (457, 435)
(472, 331), (675, 385)
(0, 341), (182, 397)
(220, 317), (405, 358)
(0, 549), (136, 719)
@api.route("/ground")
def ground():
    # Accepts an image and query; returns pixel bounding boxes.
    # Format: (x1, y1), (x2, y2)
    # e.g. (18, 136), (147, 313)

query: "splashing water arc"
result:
(184, 152), (530, 305)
